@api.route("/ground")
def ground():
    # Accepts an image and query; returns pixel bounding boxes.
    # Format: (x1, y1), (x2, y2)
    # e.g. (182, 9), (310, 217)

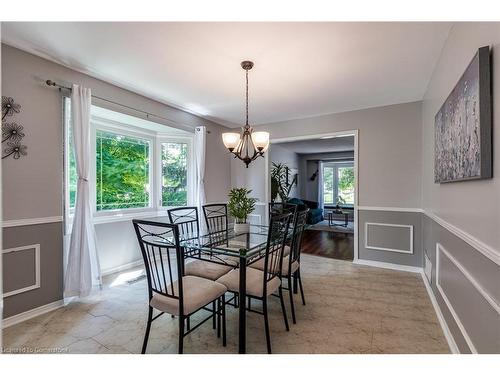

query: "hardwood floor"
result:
(301, 229), (354, 261)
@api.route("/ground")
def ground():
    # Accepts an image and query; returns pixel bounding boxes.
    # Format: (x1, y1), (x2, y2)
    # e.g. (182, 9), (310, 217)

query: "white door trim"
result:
(264, 129), (359, 261)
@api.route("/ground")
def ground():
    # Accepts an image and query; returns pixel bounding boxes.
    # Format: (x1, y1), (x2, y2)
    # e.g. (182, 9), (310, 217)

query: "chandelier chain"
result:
(245, 69), (249, 126)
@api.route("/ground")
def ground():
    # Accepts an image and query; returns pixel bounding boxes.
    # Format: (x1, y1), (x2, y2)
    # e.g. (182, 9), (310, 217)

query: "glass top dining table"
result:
(143, 216), (287, 354)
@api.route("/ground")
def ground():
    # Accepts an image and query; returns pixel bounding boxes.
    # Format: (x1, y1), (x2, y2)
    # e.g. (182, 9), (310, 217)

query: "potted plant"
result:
(270, 162), (297, 203)
(228, 187), (257, 233)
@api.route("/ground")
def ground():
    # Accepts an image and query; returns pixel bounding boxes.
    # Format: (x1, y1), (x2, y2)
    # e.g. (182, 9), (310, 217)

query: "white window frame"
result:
(91, 117), (155, 218)
(156, 136), (195, 211)
(63, 99), (195, 226)
(323, 161), (354, 206)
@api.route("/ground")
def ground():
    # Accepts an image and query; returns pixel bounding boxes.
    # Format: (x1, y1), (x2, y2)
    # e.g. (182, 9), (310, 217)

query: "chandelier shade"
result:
(222, 60), (270, 168)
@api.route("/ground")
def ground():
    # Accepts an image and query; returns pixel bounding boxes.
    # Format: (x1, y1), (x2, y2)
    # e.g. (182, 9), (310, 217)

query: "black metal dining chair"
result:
(269, 202), (298, 256)
(216, 212), (292, 354)
(250, 208), (308, 324)
(280, 208), (308, 324)
(133, 219), (227, 354)
(203, 203), (229, 246)
(168, 207), (234, 281)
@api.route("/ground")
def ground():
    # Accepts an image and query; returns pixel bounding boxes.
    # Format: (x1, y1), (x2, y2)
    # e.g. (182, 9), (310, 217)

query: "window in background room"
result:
(96, 130), (151, 211)
(337, 165), (354, 205)
(161, 142), (188, 207)
(323, 166), (335, 205)
(322, 162), (354, 206)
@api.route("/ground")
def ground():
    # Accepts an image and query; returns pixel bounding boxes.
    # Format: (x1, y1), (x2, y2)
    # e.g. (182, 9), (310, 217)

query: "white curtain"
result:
(64, 84), (101, 298)
(194, 126), (207, 234)
(317, 161), (324, 210)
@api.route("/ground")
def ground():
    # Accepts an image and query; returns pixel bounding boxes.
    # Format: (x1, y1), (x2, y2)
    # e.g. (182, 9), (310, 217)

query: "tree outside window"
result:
(162, 142), (188, 207)
(96, 130), (150, 211)
(322, 163), (354, 206)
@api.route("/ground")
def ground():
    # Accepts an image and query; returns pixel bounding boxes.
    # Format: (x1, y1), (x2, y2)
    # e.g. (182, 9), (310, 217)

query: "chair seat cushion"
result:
(250, 252), (298, 276)
(281, 255), (299, 275)
(249, 246), (290, 272)
(184, 259), (233, 280)
(216, 267), (281, 298)
(150, 276), (227, 315)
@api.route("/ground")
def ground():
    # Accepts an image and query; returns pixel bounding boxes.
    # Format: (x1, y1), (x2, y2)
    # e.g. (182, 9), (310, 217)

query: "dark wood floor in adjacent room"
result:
(301, 229), (354, 261)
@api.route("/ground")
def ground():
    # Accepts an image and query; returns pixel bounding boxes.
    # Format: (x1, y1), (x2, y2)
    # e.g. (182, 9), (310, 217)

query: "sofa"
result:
(287, 198), (324, 225)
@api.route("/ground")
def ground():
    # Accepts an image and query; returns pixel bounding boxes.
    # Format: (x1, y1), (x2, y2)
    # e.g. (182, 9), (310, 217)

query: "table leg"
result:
(238, 254), (247, 354)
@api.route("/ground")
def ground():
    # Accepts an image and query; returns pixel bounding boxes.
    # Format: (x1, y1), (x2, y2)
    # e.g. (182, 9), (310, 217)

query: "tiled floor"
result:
(2, 255), (449, 354)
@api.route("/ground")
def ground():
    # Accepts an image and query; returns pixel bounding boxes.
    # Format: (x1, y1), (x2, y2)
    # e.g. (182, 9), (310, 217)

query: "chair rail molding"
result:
(364, 222), (414, 254)
(357, 206), (423, 213)
(425, 211), (500, 266)
(2, 244), (41, 298)
(2, 216), (63, 228)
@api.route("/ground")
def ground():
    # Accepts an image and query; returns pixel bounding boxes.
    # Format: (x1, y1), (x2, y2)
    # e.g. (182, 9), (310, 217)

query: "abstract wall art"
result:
(434, 46), (492, 183)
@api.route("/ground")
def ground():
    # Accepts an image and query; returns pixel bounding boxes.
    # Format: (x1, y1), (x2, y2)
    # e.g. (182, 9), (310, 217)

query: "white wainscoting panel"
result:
(2, 244), (41, 298)
(364, 222), (414, 254)
(436, 243), (500, 354)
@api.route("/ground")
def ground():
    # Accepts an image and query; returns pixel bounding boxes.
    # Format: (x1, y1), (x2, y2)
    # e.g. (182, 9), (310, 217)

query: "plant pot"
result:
(234, 222), (250, 234)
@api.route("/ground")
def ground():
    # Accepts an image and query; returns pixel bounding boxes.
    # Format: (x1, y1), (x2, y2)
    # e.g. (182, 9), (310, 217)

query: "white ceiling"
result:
(1, 22), (452, 127)
(275, 136), (354, 155)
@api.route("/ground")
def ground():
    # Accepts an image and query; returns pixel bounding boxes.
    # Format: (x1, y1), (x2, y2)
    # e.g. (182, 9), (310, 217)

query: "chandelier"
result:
(222, 61), (270, 168)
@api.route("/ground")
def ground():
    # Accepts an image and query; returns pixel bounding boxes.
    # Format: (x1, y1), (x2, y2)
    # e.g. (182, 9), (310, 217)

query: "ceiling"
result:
(275, 136), (354, 155)
(1, 22), (452, 127)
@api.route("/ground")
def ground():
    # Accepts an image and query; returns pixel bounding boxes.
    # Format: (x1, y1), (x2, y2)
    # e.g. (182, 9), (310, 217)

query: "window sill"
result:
(66, 210), (166, 229)
(93, 210), (161, 225)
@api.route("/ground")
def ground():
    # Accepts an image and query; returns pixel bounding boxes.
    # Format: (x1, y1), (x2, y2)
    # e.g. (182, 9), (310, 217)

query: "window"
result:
(96, 130), (151, 211)
(323, 162), (354, 206)
(161, 142), (188, 207)
(64, 99), (193, 220)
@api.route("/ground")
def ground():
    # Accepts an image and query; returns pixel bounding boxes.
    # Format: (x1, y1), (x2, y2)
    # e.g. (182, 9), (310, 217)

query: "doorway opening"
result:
(265, 130), (358, 261)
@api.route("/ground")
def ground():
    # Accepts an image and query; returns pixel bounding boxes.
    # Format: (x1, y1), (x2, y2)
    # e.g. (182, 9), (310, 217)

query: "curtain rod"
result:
(45, 80), (210, 134)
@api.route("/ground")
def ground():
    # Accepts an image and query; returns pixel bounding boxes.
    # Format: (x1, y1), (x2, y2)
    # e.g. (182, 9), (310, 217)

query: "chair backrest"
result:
(263, 212), (292, 294)
(133, 220), (184, 311)
(203, 203), (228, 246)
(288, 208), (309, 267)
(268, 202), (298, 219)
(168, 206), (199, 240)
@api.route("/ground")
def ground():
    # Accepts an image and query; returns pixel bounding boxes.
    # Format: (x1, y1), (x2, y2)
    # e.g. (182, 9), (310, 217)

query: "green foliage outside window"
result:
(337, 167), (354, 204)
(96, 130), (150, 210)
(162, 142), (188, 207)
(322, 165), (354, 205)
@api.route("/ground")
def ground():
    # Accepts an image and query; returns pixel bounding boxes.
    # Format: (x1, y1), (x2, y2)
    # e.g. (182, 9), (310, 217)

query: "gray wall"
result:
(422, 23), (500, 251)
(358, 210), (422, 267)
(1, 44), (232, 318)
(420, 23), (500, 354)
(422, 215), (500, 353)
(3, 223), (63, 317)
(230, 101), (424, 270)
(252, 101), (423, 207)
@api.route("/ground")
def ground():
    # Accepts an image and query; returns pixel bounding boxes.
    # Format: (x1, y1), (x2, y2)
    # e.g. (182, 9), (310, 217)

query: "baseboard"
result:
(420, 270), (460, 354)
(2, 299), (64, 328)
(353, 259), (422, 273)
(101, 259), (143, 277)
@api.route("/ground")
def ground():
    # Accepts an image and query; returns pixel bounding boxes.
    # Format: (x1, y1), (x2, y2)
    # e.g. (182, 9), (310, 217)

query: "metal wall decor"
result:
(2, 96), (27, 159)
